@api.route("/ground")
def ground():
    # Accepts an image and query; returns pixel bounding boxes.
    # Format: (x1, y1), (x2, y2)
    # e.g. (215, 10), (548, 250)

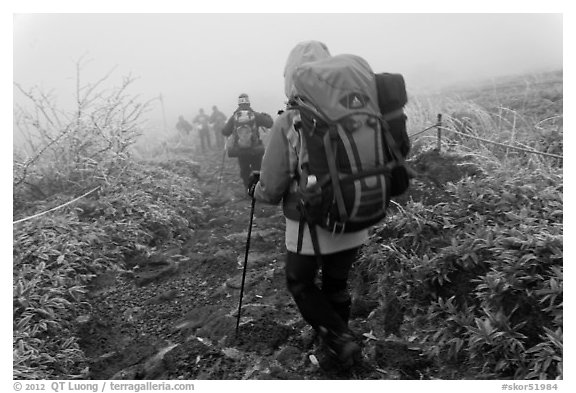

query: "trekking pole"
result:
(436, 113), (443, 152)
(216, 148), (226, 194)
(235, 195), (256, 337)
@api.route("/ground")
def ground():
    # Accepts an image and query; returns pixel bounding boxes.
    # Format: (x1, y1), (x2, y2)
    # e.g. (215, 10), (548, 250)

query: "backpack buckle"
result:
(330, 221), (346, 236)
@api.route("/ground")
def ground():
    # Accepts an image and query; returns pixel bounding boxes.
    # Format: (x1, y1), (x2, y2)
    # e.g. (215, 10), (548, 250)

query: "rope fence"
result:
(407, 123), (439, 138)
(409, 113), (563, 160)
(12, 113), (561, 225)
(13, 186), (101, 225)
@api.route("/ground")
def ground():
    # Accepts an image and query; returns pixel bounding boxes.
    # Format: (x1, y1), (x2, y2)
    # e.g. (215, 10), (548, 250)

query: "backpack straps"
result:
(296, 202), (323, 268)
(324, 127), (348, 225)
(295, 126), (344, 263)
(296, 216), (322, 256)
(297, 218), (305, 253)
(307, 221), (323, 267)
(380, 117), (405, 163)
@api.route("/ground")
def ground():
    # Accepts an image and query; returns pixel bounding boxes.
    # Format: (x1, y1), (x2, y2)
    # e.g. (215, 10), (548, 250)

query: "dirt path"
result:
(76, 147), (452, 380)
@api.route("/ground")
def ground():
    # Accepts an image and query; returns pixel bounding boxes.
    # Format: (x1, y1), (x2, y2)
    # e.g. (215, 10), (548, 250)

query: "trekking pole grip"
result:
(235, 196), (256, 337)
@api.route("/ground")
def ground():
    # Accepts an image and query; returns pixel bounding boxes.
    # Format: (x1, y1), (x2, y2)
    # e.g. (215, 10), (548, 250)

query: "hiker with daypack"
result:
(221, 93), (273, 192)
(247, 40), (411, 369)
(210, 105), (227, 149)
(193, 108), (212, 152)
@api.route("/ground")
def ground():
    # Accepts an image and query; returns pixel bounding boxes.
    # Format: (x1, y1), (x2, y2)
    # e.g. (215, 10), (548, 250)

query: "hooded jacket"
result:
(253, 40), (369, 255)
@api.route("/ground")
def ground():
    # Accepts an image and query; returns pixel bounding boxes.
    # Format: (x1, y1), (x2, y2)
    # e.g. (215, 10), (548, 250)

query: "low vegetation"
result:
(13, 70), (562, 380)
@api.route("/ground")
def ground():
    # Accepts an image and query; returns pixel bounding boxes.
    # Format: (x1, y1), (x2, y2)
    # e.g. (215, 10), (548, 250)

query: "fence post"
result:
(436, 113), (442, 151)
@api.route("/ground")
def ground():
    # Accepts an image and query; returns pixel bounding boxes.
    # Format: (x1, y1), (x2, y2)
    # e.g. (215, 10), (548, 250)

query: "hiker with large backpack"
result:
(222, 93), (273, 192)
(247, 40), (411, 369)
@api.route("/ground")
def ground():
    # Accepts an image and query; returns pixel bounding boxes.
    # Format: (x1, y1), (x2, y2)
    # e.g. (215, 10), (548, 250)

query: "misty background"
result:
(13, 13), (562, 138)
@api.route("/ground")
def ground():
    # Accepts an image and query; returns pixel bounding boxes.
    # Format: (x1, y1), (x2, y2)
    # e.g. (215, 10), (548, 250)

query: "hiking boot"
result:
(318, 327), (361, 368)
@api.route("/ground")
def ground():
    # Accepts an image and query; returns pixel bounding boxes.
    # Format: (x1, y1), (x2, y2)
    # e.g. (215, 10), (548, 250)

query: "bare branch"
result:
(14, 58), (147, 199)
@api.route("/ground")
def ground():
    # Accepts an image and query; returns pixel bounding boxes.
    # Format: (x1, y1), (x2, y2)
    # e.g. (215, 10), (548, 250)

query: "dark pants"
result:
(285, 248), (358, 335)
(238, 152), (263, 188)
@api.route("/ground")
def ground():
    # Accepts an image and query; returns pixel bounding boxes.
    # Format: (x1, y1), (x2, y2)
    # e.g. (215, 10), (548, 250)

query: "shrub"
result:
(13, 61), (149, 207)
(13, 158), (209, 379)
(357, 161), (562, 379)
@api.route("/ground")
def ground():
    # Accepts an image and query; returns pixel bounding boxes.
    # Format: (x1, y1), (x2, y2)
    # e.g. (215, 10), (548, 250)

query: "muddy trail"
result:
(77, 146), (473, 380)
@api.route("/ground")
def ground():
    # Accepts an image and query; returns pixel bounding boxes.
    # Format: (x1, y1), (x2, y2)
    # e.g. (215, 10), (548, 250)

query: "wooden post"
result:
(507, 111), (517, 158)
(436, 113), (442, 151)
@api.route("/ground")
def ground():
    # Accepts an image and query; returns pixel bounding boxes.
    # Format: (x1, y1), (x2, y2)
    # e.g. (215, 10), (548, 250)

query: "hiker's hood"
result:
(284, 40), (331, 98)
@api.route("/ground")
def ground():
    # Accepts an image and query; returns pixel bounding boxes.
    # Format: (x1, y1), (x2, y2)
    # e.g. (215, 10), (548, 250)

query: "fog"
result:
(13, 13), (562, 133)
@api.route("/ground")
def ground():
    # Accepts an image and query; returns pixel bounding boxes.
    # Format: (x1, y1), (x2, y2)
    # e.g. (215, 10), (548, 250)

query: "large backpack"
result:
(289, 54), (410, 253)
(227, 109), (263, 157)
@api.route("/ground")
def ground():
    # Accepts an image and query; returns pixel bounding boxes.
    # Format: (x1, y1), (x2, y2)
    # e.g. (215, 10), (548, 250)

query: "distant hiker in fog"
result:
(222, 93), (273, 192)
(175, 115), (193, 137)
(209, 105), (227, 149)
(193, 108), (212, 152)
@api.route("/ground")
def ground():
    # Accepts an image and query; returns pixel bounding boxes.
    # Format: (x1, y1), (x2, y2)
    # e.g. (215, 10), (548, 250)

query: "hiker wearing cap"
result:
(247, 40), (411, 369)
(221, 94), (273, 192)
(193, 108), (212, 152)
